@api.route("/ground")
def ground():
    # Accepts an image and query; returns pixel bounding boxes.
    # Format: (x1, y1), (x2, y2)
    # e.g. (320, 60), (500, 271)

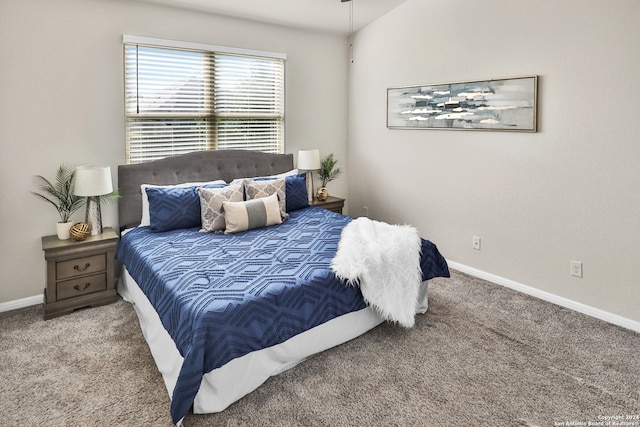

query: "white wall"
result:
(0, 0), (349, 303)
(348, 0), (640, 322)
(4, 0), (638, 326)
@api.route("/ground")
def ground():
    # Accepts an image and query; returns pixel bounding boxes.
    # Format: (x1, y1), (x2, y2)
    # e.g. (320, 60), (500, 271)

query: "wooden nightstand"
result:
(310, 196), (345, 214)
(41, 227), (119, 320)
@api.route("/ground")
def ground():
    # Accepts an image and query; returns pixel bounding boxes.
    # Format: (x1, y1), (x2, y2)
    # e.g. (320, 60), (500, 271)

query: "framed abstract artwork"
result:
(387, 75), (537, 132)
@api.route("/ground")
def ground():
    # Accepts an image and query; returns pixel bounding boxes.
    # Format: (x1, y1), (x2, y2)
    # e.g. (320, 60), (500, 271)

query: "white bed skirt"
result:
(118, 268), (429, 415)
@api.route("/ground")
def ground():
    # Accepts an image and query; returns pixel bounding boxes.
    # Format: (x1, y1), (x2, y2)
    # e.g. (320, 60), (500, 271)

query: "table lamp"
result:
(297, 149), (320, 203)
(74, 165), (113, 235)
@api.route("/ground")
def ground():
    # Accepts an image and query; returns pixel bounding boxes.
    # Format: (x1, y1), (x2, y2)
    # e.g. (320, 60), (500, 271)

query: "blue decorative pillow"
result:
(255, 173), (308, 212)
(140, 180), (226, 226)
(147, 183), (226, 232)
(285, 173), (309, 212)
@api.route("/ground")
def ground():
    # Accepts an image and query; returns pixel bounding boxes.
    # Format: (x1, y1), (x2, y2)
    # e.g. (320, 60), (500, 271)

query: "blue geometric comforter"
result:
(116, 207), (449, 423)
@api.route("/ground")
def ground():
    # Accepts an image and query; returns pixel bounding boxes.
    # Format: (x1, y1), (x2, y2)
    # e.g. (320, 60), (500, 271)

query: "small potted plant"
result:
(316, 153), (342, 201)
(32, 164), (85, 239)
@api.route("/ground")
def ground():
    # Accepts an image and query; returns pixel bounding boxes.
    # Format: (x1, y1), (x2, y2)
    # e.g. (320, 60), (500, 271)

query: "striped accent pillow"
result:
(222, 193), (283, 234)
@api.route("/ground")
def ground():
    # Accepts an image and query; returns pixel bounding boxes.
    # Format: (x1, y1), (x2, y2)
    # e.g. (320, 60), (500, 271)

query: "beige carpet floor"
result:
(1, 270), (638, 426)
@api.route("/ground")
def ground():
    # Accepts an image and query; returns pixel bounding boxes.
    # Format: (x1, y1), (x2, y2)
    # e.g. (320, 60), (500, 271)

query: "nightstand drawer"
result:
(57, 273), (107, 300)
(57, 254), (106, 280)
(325, 206), (343, 213)
(310, 196), (345, 215)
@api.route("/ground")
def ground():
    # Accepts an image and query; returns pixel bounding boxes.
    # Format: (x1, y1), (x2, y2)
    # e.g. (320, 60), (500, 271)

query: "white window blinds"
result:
(124, 37), (285, 164)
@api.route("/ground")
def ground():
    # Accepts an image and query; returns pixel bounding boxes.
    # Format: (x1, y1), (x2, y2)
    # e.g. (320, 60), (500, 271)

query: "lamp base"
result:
(305, 171), (315, 203)
(85, 197), (103, 236)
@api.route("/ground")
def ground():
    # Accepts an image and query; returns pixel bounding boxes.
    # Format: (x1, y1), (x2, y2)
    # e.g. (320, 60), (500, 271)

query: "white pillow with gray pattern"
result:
(243, 178), (288, 221)
(197, 183), (244, 232)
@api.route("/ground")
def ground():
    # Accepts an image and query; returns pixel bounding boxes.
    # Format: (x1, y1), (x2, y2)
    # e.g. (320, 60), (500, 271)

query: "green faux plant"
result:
(32, 164), (84, 223)
(318, 153), (342, 188)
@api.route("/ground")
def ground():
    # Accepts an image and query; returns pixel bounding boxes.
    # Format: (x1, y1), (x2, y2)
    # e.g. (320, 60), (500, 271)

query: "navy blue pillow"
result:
(146, 184), (226, 232)
(255, 173), (308, 212)
(285, 173), (309, 212)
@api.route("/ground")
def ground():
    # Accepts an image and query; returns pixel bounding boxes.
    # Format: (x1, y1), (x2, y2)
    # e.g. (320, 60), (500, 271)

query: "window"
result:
(124, 36), (286, 164)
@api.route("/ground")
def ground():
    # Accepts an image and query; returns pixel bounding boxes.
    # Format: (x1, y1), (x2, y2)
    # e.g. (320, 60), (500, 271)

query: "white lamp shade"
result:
(74, 165), (113, 196)
(297, 149), (320, 171)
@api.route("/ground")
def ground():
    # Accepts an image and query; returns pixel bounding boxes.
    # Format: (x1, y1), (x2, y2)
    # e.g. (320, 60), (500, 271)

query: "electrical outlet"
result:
(570, 260), (583, 278)
(362, 206), (369, 217)
(472, 236), (481, 250)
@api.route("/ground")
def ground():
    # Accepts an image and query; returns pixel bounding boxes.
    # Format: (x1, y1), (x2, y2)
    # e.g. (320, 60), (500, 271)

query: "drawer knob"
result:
(74, 283), (91, 292)
(74, 263), (91, 272)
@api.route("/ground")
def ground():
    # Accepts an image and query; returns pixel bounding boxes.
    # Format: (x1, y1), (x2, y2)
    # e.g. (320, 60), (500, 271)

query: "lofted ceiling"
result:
(133, 0), (408, 35)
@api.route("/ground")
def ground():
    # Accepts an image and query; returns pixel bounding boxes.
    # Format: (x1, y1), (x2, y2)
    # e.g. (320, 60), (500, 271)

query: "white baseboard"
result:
(0, 294), (43, 313)
(447, 260), (640, 333)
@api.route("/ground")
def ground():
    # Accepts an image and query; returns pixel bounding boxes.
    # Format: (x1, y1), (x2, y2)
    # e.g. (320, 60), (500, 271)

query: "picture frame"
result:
(387, 75), (537, 132)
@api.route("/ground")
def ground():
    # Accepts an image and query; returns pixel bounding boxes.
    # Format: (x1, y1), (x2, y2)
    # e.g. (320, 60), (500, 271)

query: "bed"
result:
(115, 150), (450, 425)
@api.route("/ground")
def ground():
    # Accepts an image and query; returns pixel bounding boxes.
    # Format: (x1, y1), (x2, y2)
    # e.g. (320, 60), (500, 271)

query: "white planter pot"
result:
(56, 221), (74, 240)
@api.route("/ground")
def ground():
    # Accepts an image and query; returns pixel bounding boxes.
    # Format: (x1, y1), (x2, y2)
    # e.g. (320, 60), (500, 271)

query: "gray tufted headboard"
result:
(118, 150), (294, 231)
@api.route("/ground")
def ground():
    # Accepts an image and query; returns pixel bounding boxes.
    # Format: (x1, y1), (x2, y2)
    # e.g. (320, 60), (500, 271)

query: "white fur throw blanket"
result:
(330, 217), (422, 328)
